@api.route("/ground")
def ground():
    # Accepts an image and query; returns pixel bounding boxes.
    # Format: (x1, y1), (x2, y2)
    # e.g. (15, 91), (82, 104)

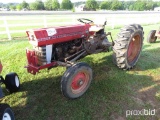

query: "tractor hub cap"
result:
(78, 79), (84, 86)
(71, 72), (89, 94)
(3, 113), (11, 120)
(15, 76), (19, 87)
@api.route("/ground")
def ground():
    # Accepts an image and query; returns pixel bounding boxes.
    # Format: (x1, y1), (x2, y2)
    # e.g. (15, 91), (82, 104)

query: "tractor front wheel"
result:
(0, 104), (15, 120)
(113, 24), (144, 70)
(5, 72), (20, 93)
(61, 62), (92, 99)
(147, 30), (157, 43)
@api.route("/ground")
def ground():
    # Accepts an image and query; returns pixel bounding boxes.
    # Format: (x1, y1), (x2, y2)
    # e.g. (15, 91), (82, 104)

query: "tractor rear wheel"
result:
(147, 30), (157, 43)
(113, 24), (144, 70)
(61, 62), (92, 99)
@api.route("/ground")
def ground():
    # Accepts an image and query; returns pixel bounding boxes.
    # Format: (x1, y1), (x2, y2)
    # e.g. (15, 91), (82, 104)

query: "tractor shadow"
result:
(12, 45), (160, 120)
(152, 40), (160, 43)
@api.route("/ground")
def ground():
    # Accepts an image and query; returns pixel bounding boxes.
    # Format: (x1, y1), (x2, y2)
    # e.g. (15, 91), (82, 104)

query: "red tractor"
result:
(147, 28), (160, 43)
(0, 61), (20, 120)
(25, 18), (144, 99)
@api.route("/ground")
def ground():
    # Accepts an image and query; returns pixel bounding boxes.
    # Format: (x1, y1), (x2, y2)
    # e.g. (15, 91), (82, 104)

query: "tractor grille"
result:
(34, 46), (47, 66)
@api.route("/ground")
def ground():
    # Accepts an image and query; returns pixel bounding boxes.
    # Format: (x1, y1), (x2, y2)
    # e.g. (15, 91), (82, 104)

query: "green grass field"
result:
(0, 23), (160, 120)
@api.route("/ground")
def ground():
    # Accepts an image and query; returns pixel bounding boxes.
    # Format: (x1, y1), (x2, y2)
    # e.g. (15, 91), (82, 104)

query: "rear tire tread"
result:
(113, 24), (144, 70)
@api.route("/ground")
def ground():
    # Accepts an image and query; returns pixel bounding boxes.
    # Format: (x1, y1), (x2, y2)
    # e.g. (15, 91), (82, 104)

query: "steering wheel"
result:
(77, 18), (93, 24)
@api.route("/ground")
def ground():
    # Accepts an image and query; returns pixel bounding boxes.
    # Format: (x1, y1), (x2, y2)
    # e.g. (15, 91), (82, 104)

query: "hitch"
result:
(106, 32), (114, 46)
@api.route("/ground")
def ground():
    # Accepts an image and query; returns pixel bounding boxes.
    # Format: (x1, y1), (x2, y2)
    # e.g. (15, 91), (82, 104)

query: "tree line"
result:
(1, 0), (73, 11)
(80, 0), (160, 11)
(1, 0), (160, 11)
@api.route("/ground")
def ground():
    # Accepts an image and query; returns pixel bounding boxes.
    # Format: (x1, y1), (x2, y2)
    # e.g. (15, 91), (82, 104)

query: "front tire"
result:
(5, 72), (20, 93)
(147, 30), (157, 43)
(61, 62), (92, 99)
(113, 24), (144, 70)
(0, 104), (15, 120)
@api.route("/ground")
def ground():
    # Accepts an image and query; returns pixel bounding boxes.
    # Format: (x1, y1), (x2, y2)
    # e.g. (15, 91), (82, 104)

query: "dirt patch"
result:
(133, 86), (160, 118)
(109, 112), (126, 120)
(132, 97), (144, 106)
(139, 89), (156, 105)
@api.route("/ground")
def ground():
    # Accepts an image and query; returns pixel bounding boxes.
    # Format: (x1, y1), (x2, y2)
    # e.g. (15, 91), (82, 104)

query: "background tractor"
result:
(25, 18), (144, 99)
(147, 28), (160, 43)
(0, 61), (20, 120)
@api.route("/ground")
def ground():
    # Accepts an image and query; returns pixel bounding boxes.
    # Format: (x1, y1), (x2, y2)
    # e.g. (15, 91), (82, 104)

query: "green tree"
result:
(129, 5), (134, 10)
(157, 2), (160, 6)
(21, 0), (29, 9)
(111, 0), (123, 10)
(9, 5), (16, 10)
(133, 0), (146, 11)
(45, 0), (52, 10)
(52, 0), (60, 10)
(85, 0), (98, 10)
(45, 0), (60, 10)
(16, 4), (22, 11)
(61, 0), (73, 10)
(100, 1), (111, 10)
(153, 2), (159, 8)
(145, 0), (156, 10)
(123, 1), (134, 10)
(29, 0), (45, 10)
(38, 0), (45, 10)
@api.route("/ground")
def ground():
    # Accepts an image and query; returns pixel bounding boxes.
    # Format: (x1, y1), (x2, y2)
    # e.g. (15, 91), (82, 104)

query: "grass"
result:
(0, 23), (160, 120)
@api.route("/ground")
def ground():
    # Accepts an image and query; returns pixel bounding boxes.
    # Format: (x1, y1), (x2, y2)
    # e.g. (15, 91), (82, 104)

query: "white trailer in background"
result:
(154, 7), (160, 11)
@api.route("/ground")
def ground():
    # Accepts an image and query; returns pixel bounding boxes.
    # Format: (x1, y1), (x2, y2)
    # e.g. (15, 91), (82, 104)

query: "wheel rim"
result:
(15, 76), (19, 87)
(127, 33), (141, 64)
(3, 113), (11, 120)
(71, 71), (89, 94)
(150, 32), (156, 42)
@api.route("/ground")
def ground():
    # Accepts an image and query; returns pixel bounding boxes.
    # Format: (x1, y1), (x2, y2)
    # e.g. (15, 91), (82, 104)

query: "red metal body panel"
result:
(26, 24), (91, 47)
(26, 49), (57, 74)
(25, 23), (92, 74)
(26, 49), (38, 67)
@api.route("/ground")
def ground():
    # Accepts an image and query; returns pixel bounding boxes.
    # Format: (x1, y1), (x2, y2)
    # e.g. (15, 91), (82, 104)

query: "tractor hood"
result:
(26, 24), (91, 47)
